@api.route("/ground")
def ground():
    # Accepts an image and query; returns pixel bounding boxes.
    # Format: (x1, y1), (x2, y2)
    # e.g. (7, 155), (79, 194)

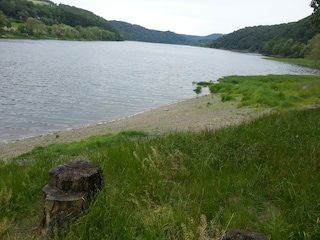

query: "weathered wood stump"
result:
(41, 160), (104, 238)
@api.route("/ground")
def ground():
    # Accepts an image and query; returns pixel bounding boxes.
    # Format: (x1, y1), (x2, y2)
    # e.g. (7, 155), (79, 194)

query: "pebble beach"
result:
(0, 94), (261, 161)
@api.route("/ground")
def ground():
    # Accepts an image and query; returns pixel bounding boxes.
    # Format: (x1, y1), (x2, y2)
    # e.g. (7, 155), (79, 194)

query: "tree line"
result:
(109, 21), (188, 44)
(207, 16), (318, 58)
(109, 21), (222, 45)
(0, 0), (123, 41)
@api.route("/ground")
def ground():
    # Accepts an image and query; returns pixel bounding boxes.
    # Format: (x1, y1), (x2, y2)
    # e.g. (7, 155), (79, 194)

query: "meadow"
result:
(0, 75), (320, 239)
(197, 75), (320, 111)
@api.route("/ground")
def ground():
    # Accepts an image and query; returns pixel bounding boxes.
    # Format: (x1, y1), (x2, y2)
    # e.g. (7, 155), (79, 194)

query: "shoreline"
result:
(0, 94), (260, 161)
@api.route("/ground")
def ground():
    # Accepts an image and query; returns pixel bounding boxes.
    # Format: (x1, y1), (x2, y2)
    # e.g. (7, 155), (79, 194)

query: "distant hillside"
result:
(110, 20), (222, 45)
(182, 33), (223, 46)
(109, 21), (187, 44)
(207, 16), (318, 58)
(1, 0), (221, 44)
(0, 0), (123, 41)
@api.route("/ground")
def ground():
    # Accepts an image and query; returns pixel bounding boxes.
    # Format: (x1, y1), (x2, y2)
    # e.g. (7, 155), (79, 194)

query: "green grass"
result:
(267, 57), (320, 69)
(28, 0), (51, 5)
(1, 75), (320, 239)
(197, 75), (320, 111)
(1, 108), (320, 239)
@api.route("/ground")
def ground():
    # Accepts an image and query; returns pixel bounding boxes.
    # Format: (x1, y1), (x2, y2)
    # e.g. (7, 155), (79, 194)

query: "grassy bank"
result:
(267, 57), (320, 69)
(1, 109), (320, 239)
(1, 75), (320, 239)
(197, 75), (320, 111)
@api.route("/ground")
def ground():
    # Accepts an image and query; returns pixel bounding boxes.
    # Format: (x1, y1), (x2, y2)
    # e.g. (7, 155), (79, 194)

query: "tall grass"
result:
(1, 108), (320, 239)
(196, 75), (320, 111)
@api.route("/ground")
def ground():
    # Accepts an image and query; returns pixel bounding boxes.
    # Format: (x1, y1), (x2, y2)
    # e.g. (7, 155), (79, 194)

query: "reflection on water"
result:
(0, 40), (319, 142)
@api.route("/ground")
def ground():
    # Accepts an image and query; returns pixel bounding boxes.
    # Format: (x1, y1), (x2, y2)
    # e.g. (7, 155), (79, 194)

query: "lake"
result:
(1, 39), (319, 142)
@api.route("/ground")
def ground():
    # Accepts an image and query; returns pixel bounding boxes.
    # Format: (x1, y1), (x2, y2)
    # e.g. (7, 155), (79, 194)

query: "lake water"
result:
(1, 39), (319, 142)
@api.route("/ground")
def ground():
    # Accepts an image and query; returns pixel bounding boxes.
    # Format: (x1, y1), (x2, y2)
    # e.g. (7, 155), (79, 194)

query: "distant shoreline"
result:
(0, 94), (260, 161)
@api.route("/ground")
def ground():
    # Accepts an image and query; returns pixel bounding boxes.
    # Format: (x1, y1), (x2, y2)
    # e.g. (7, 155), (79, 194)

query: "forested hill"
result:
(0, 0), (123, 41)
(207, 16), (319, 58)
(110, 20), (222, 45)
(1, 0), (222, 44)
(110, 21), (187, 44)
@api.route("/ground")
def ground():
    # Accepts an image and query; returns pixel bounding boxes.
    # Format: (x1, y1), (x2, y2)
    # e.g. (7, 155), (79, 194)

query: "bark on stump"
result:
(41, 160), (104, 238)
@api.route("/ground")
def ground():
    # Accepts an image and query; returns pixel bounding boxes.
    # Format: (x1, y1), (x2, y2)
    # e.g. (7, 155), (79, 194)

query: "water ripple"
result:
(0, 40), (319, 142)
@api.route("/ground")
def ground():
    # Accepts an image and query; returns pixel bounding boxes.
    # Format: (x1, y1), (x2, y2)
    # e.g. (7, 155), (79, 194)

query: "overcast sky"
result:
(55, 0), (313, 36)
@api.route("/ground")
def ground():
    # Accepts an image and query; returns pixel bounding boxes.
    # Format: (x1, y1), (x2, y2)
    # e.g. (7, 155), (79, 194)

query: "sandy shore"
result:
(0, 95), (260, 161)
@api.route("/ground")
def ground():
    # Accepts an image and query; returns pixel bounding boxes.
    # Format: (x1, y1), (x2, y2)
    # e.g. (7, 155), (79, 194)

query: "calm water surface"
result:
(1, 40), (319, 142)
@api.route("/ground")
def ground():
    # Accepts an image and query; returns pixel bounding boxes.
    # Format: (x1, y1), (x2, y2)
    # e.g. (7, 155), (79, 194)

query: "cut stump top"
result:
(45, 160), (104, 193)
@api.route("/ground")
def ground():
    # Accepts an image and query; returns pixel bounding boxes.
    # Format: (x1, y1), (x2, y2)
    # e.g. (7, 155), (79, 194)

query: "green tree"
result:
(0, 0), (123, 41)
(309, 0), (320, 60)
(0, 11), (7, 30)
(311, 0), (320, 27)
(308, 34), (320, 60)
(26, 17), (45, 36)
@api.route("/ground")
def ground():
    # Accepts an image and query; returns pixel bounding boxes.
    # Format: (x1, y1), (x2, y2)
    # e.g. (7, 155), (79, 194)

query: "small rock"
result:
(222, 229), (270, 240)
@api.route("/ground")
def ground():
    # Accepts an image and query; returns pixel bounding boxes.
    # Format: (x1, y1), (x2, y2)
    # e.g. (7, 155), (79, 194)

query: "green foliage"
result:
(308, 34), (320, 61)
(0, 0), (123, 41)
(311, 0), (320, 27)
(193, 86), (202, 94)
(26, 17), (45, 36)
(207, 17), (318, 58)
(0, 11), (10, 30)
(198, 75), (320, 110)
(109, 21), (223, 45)
(209, 82), (234, 94)
(1, 108), (320, 239)
(221, 93), (235, 102)
(109, 20), (189, 44)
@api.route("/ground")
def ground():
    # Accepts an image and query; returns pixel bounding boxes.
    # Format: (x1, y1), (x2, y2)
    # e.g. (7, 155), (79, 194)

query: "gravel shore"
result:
(0, 94), (260, 161)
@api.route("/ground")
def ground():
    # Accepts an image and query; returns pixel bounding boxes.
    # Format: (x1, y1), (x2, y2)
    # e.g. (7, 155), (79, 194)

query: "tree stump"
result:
(41, 160), (104, 238)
